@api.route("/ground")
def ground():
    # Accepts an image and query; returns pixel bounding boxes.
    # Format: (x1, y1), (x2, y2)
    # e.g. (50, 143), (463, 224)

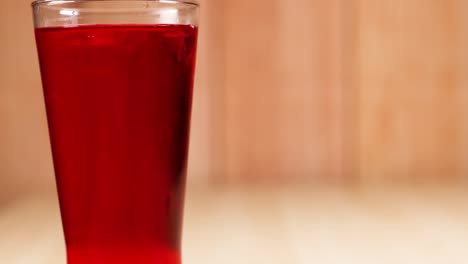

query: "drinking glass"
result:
(32, 1), (199, 263)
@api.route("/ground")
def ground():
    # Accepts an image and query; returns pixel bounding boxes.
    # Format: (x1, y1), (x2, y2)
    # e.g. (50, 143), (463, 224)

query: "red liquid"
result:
(35, 25), (198, 264)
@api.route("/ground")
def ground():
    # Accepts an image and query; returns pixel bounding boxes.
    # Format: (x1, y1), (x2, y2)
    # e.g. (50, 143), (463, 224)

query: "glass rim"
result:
(31, 0), (199, 8)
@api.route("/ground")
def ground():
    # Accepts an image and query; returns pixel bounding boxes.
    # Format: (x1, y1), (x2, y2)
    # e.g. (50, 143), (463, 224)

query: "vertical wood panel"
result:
(357, 0), (468, 183)
(461, 0), (468, 179)
(187, 0), (226, 184)
(224, 0), (343, 183)
(342, 0), (361, 183)
(0, 0), (55, 202)
(224, 0), (282, 182)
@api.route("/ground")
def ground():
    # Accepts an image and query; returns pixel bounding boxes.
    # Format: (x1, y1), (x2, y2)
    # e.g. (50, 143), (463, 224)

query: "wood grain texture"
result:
(0, 0), (56, 204)
(341, 0), (361, 183)
(187, 0), (227, 184)
(356, 0), (468, 184)
(223, 0), (344, 183)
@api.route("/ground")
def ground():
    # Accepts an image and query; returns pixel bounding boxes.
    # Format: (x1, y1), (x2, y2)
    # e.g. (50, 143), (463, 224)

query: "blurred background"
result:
(2, 0), (468, 263)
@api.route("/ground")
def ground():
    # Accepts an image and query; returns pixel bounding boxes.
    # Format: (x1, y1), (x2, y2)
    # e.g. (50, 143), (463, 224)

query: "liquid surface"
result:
(35, 24), (198, 264)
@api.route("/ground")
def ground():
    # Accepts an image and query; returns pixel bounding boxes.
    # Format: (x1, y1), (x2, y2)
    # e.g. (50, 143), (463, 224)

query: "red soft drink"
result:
(35, 24), (198, 264)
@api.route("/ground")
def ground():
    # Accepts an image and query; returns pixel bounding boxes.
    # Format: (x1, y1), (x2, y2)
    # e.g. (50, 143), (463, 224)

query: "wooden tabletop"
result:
(1, 185), (468, 264)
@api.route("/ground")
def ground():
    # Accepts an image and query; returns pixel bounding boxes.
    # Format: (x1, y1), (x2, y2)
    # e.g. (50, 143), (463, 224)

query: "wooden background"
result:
(2, 0), (468, 203)
(198, 0), (468, 185)
(356, 0), (468, 184)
